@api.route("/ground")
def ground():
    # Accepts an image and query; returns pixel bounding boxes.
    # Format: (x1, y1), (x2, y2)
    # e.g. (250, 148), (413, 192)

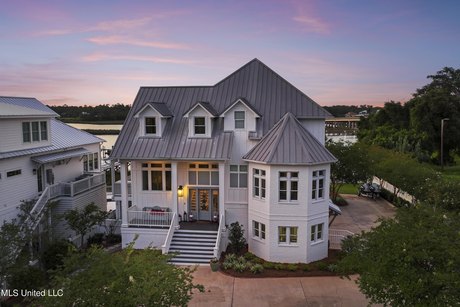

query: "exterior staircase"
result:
(168, 229), (218, 264)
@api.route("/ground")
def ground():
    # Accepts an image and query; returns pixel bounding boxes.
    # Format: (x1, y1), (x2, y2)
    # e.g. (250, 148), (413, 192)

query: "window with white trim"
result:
(145, 117), (157, 135)
(253, 221), (266, 240)
(234, 111), (245, 129)
(188, 163), (219, 186)
(253, 168), (266, 199)
(311, 223), (324, 242)
(22, 121), (47, 143)
(141, 163), (172, 191)
(312, 170), (325, 200)
(194, 117), (206, 135)
(230, 165), (248, 188)
(278, 226), (298, 244)
(83, 153), (99, 172)
(279, 171), (298, 202)
(7, 169), (21, 178)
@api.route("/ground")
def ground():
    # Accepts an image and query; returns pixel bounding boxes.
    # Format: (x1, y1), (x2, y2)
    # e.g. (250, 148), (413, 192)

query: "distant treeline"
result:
(323, 105), (380, 117)
(48, 104), (130, 122)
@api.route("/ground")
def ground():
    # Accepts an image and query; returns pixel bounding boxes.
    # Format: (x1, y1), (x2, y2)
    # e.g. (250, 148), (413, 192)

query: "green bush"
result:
(314, 261), (329, 271)
(233, 262), (247, 272)
(327, 264), (338, 272)
(41, 240), (74, 271)
(335, 196), (348, 206)
(244, 252), (257, 261)
(222, 259), (234, 270)
(286, 264), (298, 271)
(228, 222), (247, 254)
(87, 233), (105, 246)
(8, 266), (47, 291)
(249, 263), (264, 274)
(274, 263), (285, 270)
(263, 262), (275, 270)
(106, 233), (121, 244)
(224, 253), (237, 262)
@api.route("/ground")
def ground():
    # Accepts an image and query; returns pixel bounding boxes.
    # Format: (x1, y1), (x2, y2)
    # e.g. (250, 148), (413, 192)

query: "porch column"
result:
(171, 162), (179, 226)
(218, 162), (225, 220)
(120, 161), (129, 227)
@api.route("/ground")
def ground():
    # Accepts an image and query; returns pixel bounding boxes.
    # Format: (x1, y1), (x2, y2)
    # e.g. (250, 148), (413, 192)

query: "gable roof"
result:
(243, 113), (337, 165)
(134, 102), (173, 118)
(183, 101), (219, 117)
(111, 58), (331, 160)
(0, 96), (58, 118)
(220, 97), (261, 117)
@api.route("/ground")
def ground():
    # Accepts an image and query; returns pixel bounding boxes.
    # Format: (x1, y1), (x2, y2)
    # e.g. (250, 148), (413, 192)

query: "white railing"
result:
(127, 210), (173, 227)
(213, 213), (225, 258)
(161, 213), (177, 254)
(329, 228), (355, 250)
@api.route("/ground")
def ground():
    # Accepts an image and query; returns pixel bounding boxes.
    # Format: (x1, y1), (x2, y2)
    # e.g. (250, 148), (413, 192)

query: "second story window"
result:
(145, 117), (157, 135)
(234, 111), (245, 129)
(194, 117), (206, 135)
(22, 121), (48, 143)
(253, 168), (266, 199)
(279, 171), (298, 202)
(312, 170), (325, 200)
(230, 165), (248, 188)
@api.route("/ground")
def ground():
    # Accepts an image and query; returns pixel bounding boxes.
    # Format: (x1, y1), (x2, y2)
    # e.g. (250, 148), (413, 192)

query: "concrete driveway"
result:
(190, 267), (374, 307)
(189, 195), (394, 306)
(331, 194), (396, 233)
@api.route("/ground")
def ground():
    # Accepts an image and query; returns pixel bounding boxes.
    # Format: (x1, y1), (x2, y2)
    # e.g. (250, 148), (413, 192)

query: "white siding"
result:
(298, 119), (326, 145)
(122, 227), (167, 249)
(0, 118), (52, 153)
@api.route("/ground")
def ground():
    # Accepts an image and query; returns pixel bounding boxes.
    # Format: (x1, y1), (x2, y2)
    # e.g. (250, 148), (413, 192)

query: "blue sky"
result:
(1, 0), (459, 106)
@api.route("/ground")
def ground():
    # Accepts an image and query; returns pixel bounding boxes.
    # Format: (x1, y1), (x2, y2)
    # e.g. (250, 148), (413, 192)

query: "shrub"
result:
(327, 264), (338, 272)
(286, 264), (298, 271)
(8, 265), (47, 291)
(233, 262), (247, 272)
(106, 233), (121, 244)
(249, 263), (264, 274)
(263, 262), (275, 270)
(334, 196), (348, 206)
(314, 261), (329, 271)
(301, 264), (311, 272)
(224, 253), (237, 262)
(228, 222), (246, 254)
(244, 252), (257, 261)
(87, 233), (105, 246)
(222, 259), (235, 270)
(274, 263), (285, 270)
(41, 240), (74, 271)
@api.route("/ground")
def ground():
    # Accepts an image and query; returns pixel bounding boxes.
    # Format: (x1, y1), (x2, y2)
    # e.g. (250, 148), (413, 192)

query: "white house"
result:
(0, 96), (107, 247)
(110, 59), (337, 264)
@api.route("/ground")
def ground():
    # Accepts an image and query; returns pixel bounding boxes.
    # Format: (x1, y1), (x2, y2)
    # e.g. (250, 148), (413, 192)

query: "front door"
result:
(189, 188), (219, 221)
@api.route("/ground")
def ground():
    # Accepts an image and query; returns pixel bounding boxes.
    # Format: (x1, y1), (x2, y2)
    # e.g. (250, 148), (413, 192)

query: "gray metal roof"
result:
(0, 96), (58, 118)
(220, 97), (262, 117)
(111, 58), (331, 160)
(243, 113), (337, 165)
(148, 102), (173, 117)
(0, 119), (104, 160)
(183, 101), (219, 117)
(31, 147), (91, 164)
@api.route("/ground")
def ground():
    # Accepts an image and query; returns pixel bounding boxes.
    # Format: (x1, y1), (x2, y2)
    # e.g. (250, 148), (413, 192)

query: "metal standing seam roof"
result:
(31, 147), (91, 164)
(0, 96), (59, 117)
(183, 101), (219, 117)
(136, 102), (174, 117)
(243, 112), (337, 165)
(0, 119), (104, 160)
(111, 58), (332, 160)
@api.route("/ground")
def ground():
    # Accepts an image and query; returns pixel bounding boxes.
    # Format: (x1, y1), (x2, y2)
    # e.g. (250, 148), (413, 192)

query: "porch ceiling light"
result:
(178, 185), (184, 197)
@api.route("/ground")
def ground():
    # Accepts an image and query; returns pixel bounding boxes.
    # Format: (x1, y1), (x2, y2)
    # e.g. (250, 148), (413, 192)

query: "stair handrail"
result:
(161, 212), (177, 254)
(213, 213), (225, 258)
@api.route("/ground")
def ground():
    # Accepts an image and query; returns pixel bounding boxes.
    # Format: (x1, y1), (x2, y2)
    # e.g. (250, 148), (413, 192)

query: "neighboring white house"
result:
(110, 59), (337, 264)
(0, 96), (107, 247)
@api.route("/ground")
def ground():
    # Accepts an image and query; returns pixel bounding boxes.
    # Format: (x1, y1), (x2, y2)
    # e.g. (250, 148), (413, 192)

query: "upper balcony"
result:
(47, 172), (106, 198)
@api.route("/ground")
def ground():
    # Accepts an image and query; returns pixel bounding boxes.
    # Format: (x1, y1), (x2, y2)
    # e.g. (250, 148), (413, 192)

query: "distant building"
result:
(0, 96), (106, 248)
(110, 59), (339, 264)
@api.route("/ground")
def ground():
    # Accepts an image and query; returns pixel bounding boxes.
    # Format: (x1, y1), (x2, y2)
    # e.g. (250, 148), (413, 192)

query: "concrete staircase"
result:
(168, 229), (218, 264)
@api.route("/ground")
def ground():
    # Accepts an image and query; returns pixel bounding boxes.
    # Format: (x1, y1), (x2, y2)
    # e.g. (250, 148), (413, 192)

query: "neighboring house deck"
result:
(0, 96), (107, 249)
(110, 59), (337, 264)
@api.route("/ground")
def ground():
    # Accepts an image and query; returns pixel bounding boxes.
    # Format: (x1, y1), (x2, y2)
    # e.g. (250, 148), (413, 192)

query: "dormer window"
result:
(194, 117), (206, 135)
(234, 111), (245, 129)
(22, 121), (48, 143)
(145, 117), (157, 135)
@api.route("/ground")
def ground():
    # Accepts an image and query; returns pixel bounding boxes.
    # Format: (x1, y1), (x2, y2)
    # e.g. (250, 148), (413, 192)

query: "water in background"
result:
(68, 123), (121, 149)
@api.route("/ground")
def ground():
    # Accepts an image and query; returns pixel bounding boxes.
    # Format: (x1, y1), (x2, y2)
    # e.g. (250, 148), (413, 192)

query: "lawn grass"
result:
(426, 155), (460, 182)
(338, 183), (359, 195)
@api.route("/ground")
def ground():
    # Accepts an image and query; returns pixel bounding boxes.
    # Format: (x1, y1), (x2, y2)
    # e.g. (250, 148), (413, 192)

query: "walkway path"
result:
(190, 267), (376, 307)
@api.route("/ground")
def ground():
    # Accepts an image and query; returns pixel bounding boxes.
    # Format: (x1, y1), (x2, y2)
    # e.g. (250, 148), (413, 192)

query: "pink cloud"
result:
(87, 35), (190, 50)
(81, 53), (196, 65)
(292, 15), (330, 34)
(88, 16), (153, 32)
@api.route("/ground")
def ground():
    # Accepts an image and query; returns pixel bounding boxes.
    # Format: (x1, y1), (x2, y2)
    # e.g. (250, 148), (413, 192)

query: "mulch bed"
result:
(219, 249), (342, 278)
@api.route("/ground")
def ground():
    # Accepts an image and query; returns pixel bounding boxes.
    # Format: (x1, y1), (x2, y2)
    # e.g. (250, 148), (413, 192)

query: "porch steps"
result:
(168, 229), (217, 265)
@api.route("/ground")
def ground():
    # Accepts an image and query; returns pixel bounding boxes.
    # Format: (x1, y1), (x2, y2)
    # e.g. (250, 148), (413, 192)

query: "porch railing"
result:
(329, 228), (355, 250)
(127, 209), (173, 228)
(161, 213), (177, 254)
(213, 213), (225, 258)
(113, 181), (132, 198)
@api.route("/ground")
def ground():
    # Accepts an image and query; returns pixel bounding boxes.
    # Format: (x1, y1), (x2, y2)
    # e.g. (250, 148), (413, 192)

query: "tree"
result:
(228, 222), (246, 254)
(327, 141), (371, 202)
(63, 203), (109, 248)
(39, 242), (204, 306)
(338, 206), (460, 306)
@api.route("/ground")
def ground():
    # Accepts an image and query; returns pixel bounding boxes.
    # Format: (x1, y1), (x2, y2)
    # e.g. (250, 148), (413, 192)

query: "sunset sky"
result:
(1, 0), (459, 106)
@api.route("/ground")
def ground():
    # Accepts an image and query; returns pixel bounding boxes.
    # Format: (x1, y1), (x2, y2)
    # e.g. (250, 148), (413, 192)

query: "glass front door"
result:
(189, 188), (219, 221)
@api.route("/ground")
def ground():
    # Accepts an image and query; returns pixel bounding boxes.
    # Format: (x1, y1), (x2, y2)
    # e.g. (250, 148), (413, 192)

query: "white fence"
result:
(329, 229), (355, 250)
(372, 176), (415, 203)
(127, 210), (173, 227)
